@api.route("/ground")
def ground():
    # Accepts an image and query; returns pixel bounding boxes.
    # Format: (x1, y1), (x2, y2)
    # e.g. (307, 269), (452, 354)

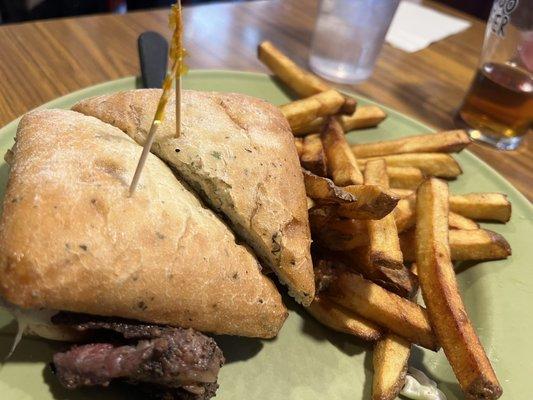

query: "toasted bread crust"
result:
(0, 109), (287, 338)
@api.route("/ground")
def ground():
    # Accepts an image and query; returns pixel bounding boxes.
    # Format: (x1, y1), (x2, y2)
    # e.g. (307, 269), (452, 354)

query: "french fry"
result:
(280, 89), (346, 132)
(395, 195), (478, 232)
(307, 197), (315, 210)
(307, 296), (383, 341)
(258, 41), (329, 96)
(300, 134), (328, 176)
(257, 40), (356, 114)
(341, 97), (358, 115)
(321, 117), (364, 185)
(293, 105), (387, 135)
(388, 167), (425, 190)
(363, 159), (404, 270)
(347, 249), (418, 298)
(391, 191), (511, 222)
(309, 210), (369, 250)
(450, 193), (511, 222)
(340, 105), (387, 131)
(401, 228), (511, 262)
(304, 170), (399, 219)
(448, 212), (479, 230)
(303, 169), (356, 203)
(359, 153), (462, 178)
(449, 229), (511, 260)
(338, 184), (399, 220)
(394, 195), (417, 233)
(358, 164), (425, 190)
(294, 137), (304, 157)
(328, 271), (438, 350)
(372, 334), (411, 400)
(351, 130), (471, 158)
(415, 178), (502, 399)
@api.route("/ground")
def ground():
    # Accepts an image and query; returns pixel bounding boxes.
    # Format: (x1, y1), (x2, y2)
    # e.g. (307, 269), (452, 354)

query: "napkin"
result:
(385, 1), (472, 53)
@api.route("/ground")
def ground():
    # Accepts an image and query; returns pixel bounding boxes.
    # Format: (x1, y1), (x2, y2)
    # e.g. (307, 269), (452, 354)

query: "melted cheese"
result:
(0, 298), (58, 360)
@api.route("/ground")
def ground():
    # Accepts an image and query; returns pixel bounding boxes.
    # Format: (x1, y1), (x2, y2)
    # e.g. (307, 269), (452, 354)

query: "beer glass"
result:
(455, 0), (532, 150)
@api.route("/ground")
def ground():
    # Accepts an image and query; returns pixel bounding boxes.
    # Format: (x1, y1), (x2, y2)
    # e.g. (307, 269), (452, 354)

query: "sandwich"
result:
(0, 104), (303, 398)
(73, 89), (316, 305)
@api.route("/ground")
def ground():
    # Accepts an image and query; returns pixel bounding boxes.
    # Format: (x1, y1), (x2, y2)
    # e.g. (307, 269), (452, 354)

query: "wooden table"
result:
(0, 0), (531, 200)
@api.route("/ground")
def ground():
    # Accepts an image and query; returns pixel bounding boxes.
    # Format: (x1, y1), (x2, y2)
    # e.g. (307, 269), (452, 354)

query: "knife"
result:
(138, 31), (169, 89)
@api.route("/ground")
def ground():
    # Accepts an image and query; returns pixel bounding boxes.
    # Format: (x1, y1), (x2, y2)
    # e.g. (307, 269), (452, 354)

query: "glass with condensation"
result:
(455, 0), (532, 150)
(309, 0), (400, 84)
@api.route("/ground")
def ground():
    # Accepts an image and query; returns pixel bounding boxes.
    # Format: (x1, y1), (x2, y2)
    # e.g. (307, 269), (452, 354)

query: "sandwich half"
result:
(0, 109), (288, 399)
(73, 89), (315, 305)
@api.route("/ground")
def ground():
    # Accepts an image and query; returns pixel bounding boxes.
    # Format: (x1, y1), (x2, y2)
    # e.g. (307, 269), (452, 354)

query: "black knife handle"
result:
(138, 31), (169, 89)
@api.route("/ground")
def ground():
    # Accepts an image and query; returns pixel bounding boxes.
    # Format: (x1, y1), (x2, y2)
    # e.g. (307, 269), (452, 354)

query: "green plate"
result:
(0, 71), (531, 400)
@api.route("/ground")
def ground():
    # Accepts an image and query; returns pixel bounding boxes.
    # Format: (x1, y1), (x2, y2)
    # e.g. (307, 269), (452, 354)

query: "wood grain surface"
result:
(0, 0), (531, 200)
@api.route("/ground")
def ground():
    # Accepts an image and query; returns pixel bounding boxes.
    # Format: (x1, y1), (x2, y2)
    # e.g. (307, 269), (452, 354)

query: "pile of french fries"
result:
(259, 41), (511, 400)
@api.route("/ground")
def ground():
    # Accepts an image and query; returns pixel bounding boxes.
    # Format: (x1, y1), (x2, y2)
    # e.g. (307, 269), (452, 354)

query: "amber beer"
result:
(457, 62), (533, 140)
(456, 0), (532, 150)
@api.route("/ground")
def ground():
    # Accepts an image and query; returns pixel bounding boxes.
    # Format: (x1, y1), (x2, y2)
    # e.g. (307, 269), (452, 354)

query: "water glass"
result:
(309, 0), (400, 84)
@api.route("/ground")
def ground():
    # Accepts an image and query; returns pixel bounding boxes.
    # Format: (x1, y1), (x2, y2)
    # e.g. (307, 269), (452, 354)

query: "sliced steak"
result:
(51, 312), (172, 339)
(51, 313), (224, 400)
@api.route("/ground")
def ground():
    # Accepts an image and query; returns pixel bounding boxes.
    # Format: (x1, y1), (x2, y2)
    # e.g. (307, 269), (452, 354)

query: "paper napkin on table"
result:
(385, 1), (472, 53)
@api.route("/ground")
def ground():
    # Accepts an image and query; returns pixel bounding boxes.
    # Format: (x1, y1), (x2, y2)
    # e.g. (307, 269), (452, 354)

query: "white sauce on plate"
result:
(400, 367), (447, 400)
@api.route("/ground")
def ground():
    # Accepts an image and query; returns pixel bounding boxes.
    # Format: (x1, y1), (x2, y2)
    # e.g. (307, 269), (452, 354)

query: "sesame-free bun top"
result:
(73, 89), (315, 305)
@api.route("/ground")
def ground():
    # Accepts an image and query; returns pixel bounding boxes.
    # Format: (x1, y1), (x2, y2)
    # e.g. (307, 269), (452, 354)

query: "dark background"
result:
(0, 0), (493, 24)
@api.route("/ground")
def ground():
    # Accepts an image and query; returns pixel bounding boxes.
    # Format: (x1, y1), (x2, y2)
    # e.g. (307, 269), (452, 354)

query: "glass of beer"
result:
(455, 0), (532, 150)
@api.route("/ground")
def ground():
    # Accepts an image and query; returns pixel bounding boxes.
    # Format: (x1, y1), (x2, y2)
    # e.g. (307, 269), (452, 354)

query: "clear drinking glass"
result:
(309, 0), (400, 84)
(455, 0), (533, 150)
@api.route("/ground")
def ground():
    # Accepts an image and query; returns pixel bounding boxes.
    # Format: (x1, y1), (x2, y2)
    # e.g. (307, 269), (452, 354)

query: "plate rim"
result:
(1, 69), (530, 210)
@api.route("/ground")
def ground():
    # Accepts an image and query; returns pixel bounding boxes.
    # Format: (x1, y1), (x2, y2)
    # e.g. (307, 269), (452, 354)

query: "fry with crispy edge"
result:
(359, 153), (462, 178)
(347, 249), (418, 298)
(358, 165), (425, 190)
(328, 271), (438, 350)
(415, 178), (502, 399)
(293, 105), (387, 136)
(303, 169), (357, 203)
(307, 296), (383, 341)
(257, 40), (356, 114)
(322, 117), (364, 185)
(372, 334), (411, 400)
(301, 133), (328, 176)
(351, 130), (471, 158)
(338, 185), (399, 220)
(401, 228), (511, 262)
(364, 159), (404, 270)
(390, 190), (512, 223)
(304, 170), (399, 219)
(280, 89), (346, 131)
(450, 193), (511, 222)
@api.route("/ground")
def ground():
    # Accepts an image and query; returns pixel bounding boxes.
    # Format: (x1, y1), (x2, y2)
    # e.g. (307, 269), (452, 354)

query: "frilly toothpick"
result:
(129, 0), (187, 195)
